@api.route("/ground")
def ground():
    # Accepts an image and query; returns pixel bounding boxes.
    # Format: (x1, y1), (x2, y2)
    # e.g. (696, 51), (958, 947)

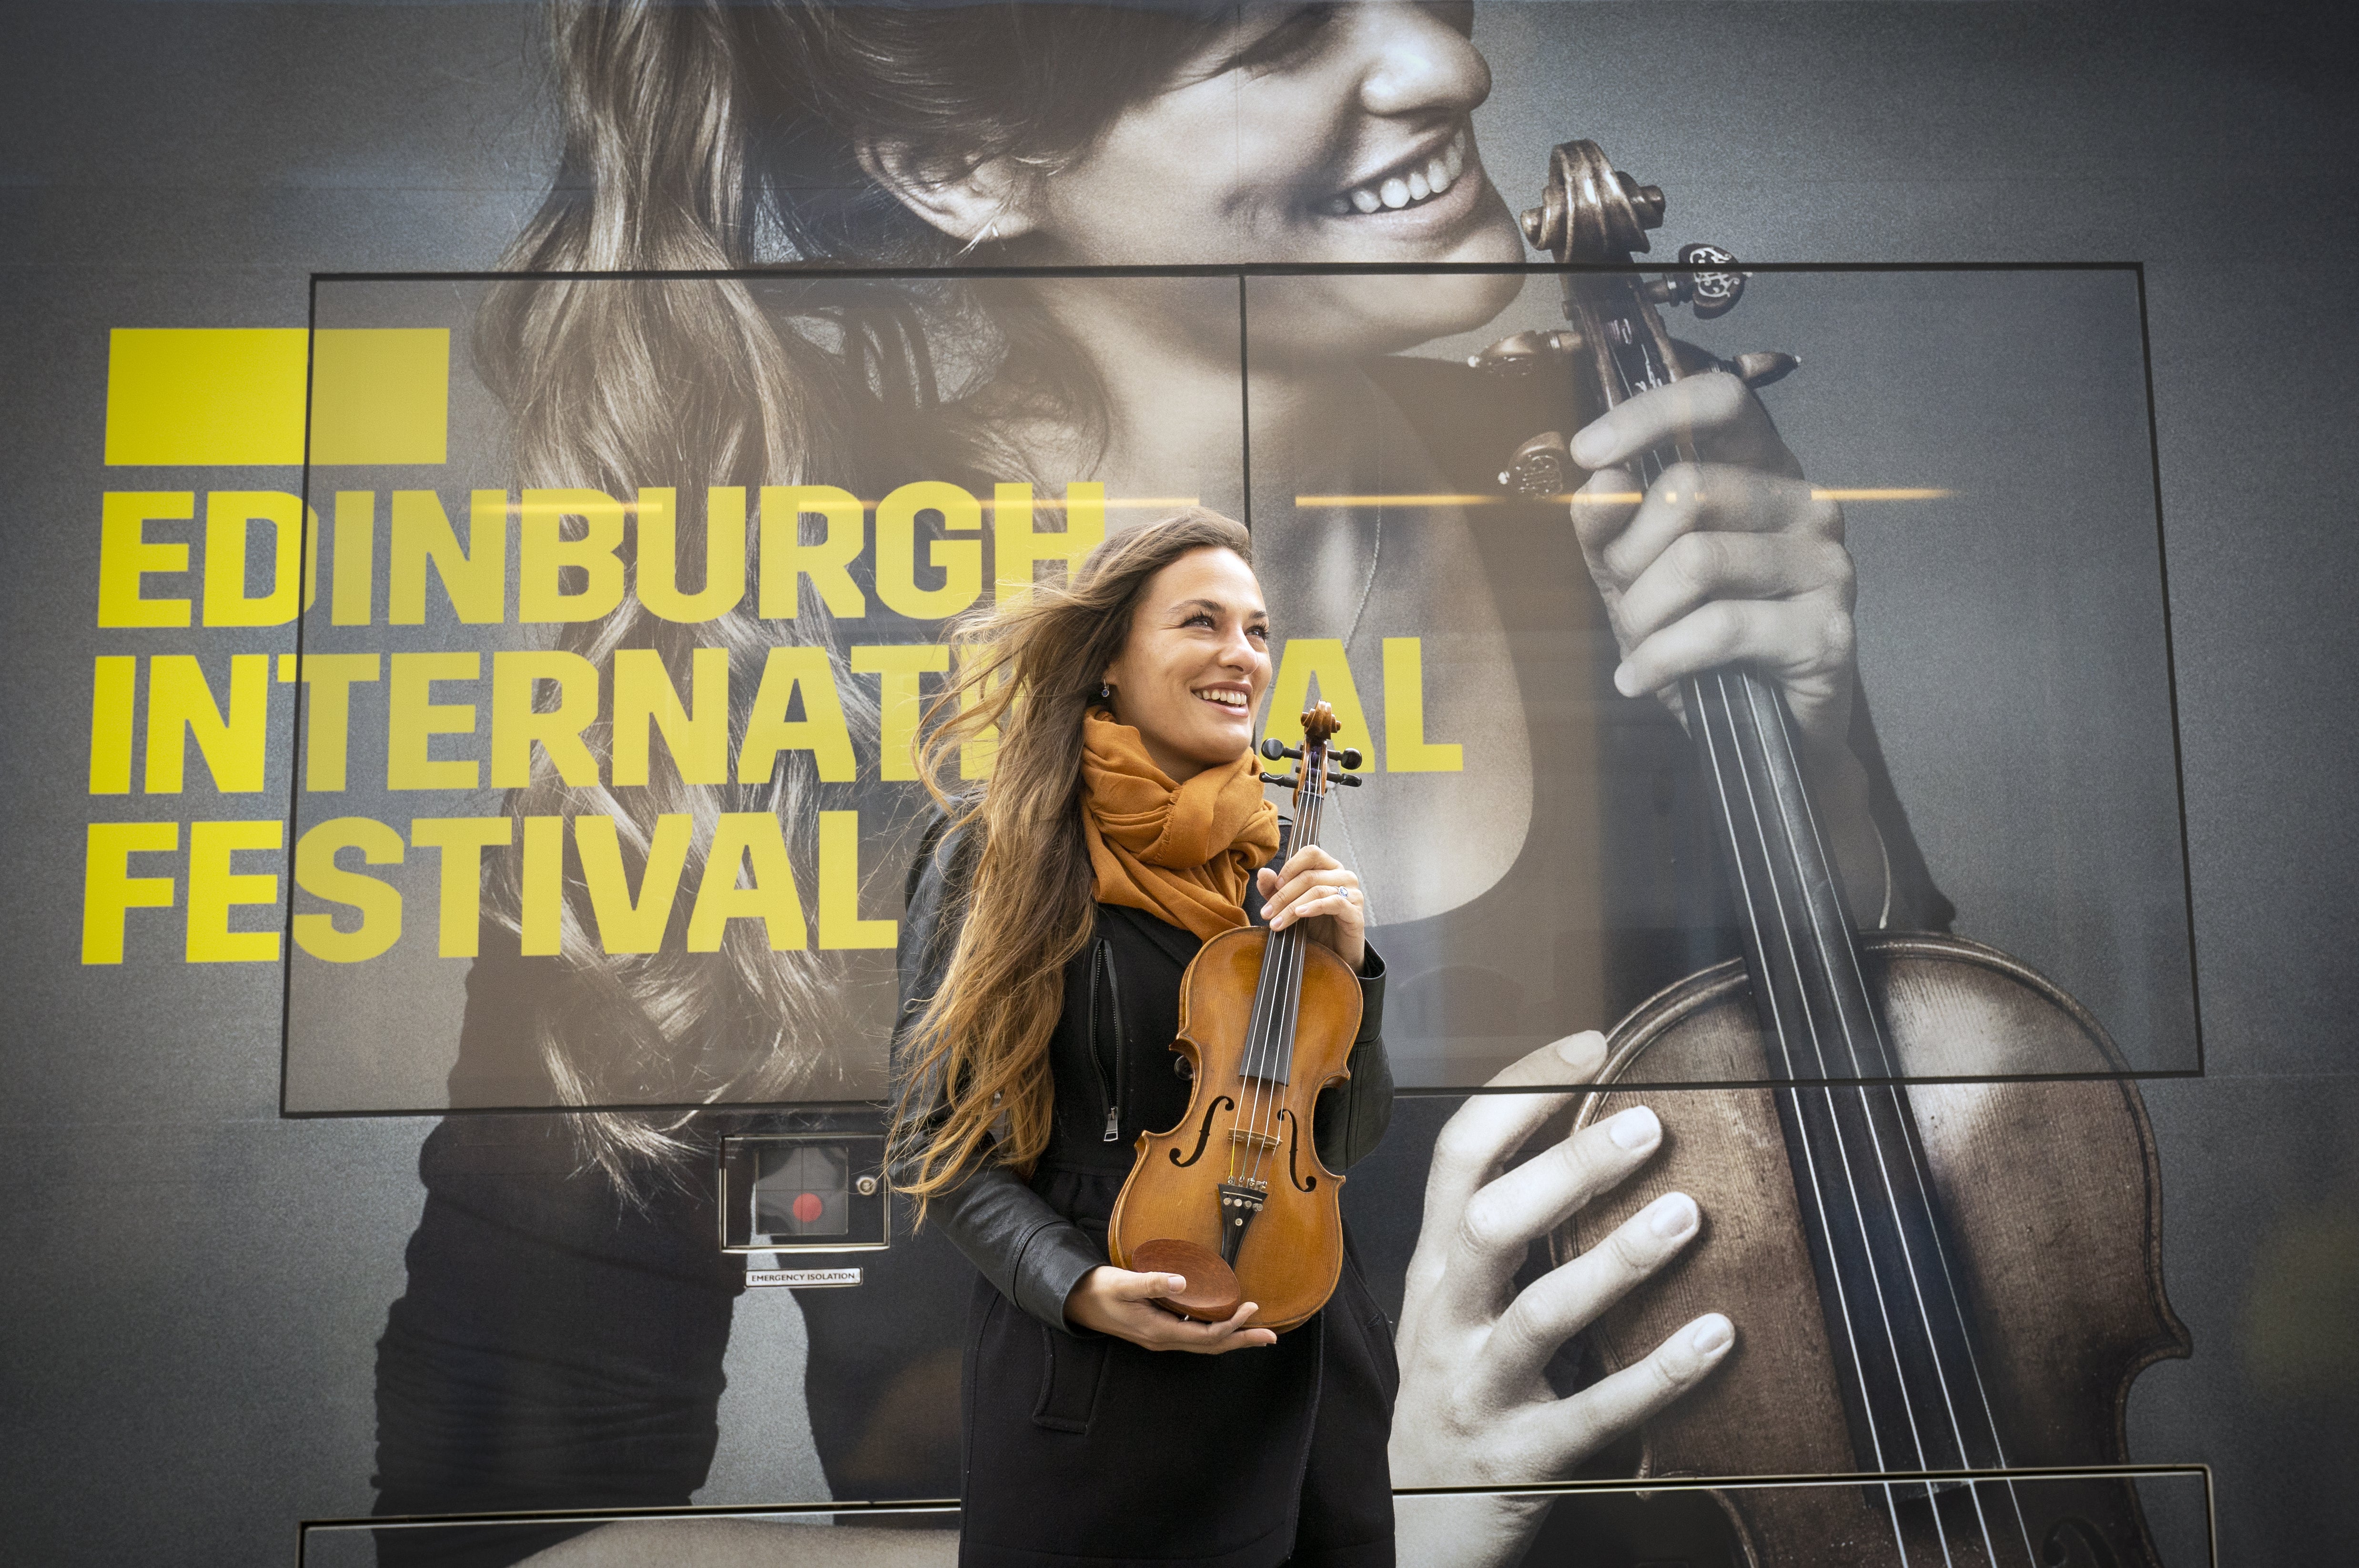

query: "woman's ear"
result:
(857, 138), (1038, 247)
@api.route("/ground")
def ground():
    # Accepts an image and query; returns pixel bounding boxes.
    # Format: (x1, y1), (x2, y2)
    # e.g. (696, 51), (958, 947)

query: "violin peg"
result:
(1499, 431), (1574, 498)
(1469, 329), (1584, 376)
(1258, 738), (1301, 762)
(1337, 747), (1364, 771)
(1677, 243), (1747, 318)
(1333, 773), (1363, 787)
(1727, 350), (1800, 389)
(1260, 772), (1300, 789)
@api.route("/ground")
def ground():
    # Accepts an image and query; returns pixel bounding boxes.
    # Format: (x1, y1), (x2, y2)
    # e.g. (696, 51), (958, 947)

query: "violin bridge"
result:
(1227, 1127), (1281, 1154)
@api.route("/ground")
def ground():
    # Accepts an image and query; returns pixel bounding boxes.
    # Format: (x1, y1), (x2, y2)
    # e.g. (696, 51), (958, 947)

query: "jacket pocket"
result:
(1030, 1322), (1113, 1433)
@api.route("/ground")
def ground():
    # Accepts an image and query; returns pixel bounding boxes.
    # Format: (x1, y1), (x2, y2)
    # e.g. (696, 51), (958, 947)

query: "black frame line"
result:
(2133, 265), (2206, 1084)
(279, 259), (2198, 1119)
(301, 1464), (2216, 1568)
(278, 278), (320, 1128)
(274, 1058), (2212, 1126)
(311, 260), (2147, 284)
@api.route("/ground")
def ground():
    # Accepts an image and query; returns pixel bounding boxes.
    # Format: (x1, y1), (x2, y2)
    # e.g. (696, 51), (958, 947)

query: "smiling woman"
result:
(887, 511), (1394, 1565)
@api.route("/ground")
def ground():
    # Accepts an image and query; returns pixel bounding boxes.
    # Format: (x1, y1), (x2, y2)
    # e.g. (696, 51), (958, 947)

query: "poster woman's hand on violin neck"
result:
(1569, 369), (1886, 913)
(1389, 1033), (1734, 1568)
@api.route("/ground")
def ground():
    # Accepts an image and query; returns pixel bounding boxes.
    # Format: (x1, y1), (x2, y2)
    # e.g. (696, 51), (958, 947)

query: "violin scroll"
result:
(1519, 140), (1663, 261)
(1477, 138), (1797, 496)
(1259, 712), (1362, 785)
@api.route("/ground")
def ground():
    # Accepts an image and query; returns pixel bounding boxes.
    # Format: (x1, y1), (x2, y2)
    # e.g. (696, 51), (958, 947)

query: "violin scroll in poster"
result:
(1488, 141), (2192, 1567)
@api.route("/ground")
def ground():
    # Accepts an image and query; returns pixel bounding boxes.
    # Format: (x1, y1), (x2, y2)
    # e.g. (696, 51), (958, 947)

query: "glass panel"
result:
(302, 1471), (2209, 1567)
(1247, 265), (2190, 1089)
(284, 263), (2190, 1110)
(283, 273), (1241, 1112)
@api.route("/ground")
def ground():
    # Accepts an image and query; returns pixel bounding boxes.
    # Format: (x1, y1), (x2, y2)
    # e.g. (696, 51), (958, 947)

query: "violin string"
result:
(1236, 803), (1292, 1187)
(1239, 750), (1318, 1198)
(1735, 669), (2013, 1566)
(1694, 667), (1920, 1567)
(1240, 809), (1289, 1190)
(1600, 304), (1912, 1560)
(1247, 769), (1311, 1194)
(1756, 678), (2042, 1566)
(1744, 675), (2021, 1558)
(1253, 749), (1325, 1192)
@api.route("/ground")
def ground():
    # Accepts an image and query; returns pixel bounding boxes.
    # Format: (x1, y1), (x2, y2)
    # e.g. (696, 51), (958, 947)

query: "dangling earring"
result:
(1097, 682), (1113, 702)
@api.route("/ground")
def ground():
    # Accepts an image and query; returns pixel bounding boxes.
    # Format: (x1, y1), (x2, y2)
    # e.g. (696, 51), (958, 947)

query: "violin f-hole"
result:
(1169, 1095), (1234, 1168)
(1280, 1108), (1318, 1193)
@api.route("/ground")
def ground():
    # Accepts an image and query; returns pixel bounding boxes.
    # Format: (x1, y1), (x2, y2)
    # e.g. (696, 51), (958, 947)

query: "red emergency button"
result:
(792, 1192), (825, 1224)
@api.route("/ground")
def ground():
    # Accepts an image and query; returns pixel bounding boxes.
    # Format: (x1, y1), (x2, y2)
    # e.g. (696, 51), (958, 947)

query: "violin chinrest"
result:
(1131, 1238), (1243, 1323)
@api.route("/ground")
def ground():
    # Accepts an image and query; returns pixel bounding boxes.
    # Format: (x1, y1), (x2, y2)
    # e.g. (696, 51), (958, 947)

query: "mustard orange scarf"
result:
(1080, 710), (1280, 941)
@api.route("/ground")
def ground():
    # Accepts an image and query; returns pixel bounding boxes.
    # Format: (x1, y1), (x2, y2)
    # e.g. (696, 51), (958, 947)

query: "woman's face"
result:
(1101, 546), (1274, 782)
(1014, 1), (1527, 354)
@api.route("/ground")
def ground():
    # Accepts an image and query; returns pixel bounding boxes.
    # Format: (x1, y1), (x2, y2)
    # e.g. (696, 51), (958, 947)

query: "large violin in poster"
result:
(1488, 143), (2193, 1565)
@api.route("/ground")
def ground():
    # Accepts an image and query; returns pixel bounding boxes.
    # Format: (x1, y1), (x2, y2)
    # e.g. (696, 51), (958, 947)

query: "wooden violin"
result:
(1485, 142), (2192, 1565)
(1106, 701), (1364, 1334)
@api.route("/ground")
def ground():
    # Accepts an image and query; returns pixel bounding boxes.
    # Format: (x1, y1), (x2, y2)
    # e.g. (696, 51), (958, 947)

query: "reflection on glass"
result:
(284, 266), (2191, 1114)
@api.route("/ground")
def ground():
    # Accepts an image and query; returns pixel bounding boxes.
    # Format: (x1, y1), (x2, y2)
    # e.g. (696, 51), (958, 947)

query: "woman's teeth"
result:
(1324, 129), (1469, 218)
(1195, 689), (1247, 709)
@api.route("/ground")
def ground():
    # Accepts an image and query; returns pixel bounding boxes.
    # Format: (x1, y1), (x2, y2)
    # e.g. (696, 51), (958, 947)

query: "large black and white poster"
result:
(5, 3), (2354, 1565)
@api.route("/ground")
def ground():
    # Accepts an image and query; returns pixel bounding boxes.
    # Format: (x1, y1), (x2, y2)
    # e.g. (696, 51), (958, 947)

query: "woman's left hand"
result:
(1257, 846), (1366, 971)
(1569, 370), (1882, 910)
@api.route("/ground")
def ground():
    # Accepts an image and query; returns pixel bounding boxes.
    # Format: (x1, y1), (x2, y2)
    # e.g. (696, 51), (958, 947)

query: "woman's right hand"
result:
(1064, 1266), (1278, 1353)
(1388, 1032), (1734, 1568)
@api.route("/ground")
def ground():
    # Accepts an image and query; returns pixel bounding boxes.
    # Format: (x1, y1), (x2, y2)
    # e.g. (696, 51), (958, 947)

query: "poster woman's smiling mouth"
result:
(1319, 124), (1472, 216)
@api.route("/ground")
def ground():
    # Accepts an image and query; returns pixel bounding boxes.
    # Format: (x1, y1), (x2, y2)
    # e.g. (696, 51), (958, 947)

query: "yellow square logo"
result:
(105, 327), (449, 466)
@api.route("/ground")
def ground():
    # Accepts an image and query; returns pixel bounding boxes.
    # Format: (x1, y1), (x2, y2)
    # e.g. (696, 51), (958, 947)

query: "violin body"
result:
(1560, 933), (2191, 1568)
(1108, 923), (1360, 1334)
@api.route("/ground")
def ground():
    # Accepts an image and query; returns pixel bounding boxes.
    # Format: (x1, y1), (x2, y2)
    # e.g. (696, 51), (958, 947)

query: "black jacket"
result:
(892, 814), (1401, 1568)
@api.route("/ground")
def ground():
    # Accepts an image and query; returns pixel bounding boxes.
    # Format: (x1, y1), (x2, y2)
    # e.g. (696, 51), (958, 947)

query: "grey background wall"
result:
(3, 1), (2354, 1562)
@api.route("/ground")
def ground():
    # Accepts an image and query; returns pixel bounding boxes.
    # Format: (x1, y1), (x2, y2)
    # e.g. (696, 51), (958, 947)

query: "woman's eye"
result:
(1184, 612), (1216, 628)
(1222, 3), (1338, 75)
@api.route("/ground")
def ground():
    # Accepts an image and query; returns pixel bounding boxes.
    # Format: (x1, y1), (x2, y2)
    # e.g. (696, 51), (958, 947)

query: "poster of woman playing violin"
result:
(323, 5), (2201, 1566)
(11, 1), (2355, 1566)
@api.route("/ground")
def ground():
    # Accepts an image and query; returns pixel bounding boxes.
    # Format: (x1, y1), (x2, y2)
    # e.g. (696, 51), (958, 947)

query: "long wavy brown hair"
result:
(889, 510), (1256, 1216)
(472, 0), (1232, 1185)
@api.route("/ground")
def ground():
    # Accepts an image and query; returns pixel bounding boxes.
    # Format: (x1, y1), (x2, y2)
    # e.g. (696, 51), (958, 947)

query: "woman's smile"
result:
(1315, 121), (1472, 218)
(1011, 5), (1523, 288)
